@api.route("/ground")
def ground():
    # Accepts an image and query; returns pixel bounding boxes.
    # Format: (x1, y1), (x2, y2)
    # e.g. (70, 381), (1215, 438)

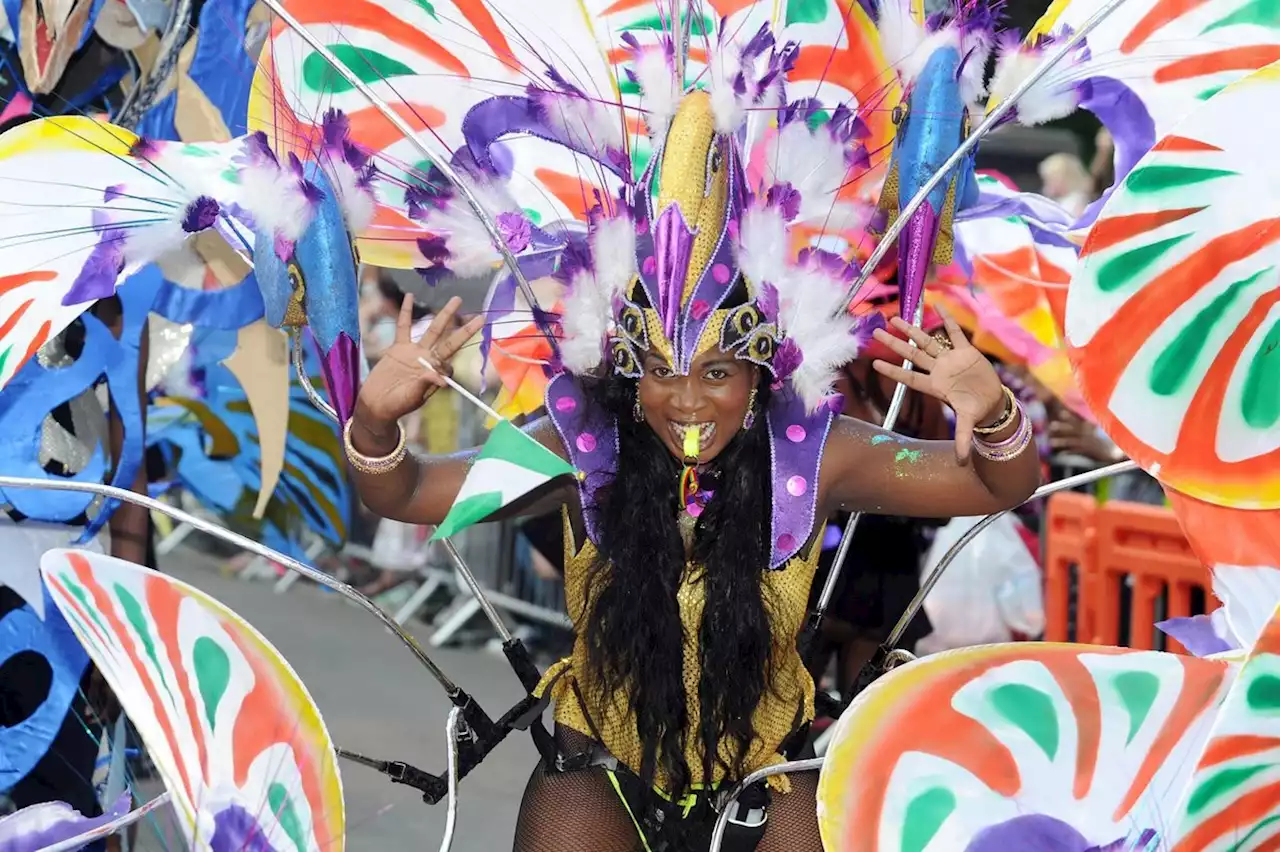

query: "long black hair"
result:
(577, 370), (779, 798)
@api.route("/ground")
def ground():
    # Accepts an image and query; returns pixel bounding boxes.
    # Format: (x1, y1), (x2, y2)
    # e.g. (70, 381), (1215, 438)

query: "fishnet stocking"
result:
(758, 771), (823, 852)
(512, 728), (642, 852)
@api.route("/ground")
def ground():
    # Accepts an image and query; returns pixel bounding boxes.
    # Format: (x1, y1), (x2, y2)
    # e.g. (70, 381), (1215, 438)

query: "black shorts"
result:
(809, 514), (934, 648)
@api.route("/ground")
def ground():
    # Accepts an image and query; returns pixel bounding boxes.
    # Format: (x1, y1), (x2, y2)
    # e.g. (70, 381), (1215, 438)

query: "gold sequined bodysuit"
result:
(534, 510), (821, 795)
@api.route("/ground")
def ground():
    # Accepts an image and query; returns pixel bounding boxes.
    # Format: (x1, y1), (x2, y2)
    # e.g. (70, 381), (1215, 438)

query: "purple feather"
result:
(286, 151), (306, 180)
(543, 64), (586, 98)
(404, 184), (450, 220)
(415, 265), (450, 287)
(798, 247), (857, 283)
(321, 108), (350, 151)
(741, 23), (774, 61)
(773, 338), (803, 381)
(417, 234), (451, 265)
(994, 28), (1022, 56)
(850, 312), (887, 351)
(847, 144), (872, 173)
(298, 178), (324, 207)
(952, 0), (1006, 35)
(181, 196), (220, 233)
(553, 233), (591, 285)
(63, 223), (126, 305)
(103, 184), (125, 203)
(240, 131), (279, 168)
(274, 235), (295, 261)
(778, 98), (823, 128)
(128, 137), (158, 160)
(765, 182), (801, 221)
(355, 161), (378, 192)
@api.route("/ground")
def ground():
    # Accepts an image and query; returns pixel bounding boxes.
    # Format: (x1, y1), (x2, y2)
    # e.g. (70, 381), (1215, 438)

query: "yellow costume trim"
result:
(533, 509), (820, 798)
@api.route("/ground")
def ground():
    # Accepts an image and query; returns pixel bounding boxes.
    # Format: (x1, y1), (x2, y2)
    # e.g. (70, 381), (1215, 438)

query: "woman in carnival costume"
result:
(343, 16), (1040, 852)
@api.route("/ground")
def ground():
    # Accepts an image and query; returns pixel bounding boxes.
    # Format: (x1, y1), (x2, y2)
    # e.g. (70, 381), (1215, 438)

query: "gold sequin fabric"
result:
(535, 510), (820, 796)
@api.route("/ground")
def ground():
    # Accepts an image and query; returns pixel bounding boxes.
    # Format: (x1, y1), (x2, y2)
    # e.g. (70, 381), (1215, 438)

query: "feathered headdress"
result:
(415, 19), (881, 414)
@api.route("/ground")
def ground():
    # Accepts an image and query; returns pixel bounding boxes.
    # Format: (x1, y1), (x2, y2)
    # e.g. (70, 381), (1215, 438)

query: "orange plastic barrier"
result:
(1042, 495), (1214, 653)
(1042, 493), (1098, 643)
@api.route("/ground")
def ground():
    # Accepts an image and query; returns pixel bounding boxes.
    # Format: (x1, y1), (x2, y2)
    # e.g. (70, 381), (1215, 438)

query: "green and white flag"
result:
(431, 419), (578, 541)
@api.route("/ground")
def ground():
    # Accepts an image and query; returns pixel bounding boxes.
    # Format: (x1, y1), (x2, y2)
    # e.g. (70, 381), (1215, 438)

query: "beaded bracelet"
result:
(974, 386), (1018, 436)
(973, 399), (1032, 462)
(343, 419), (408, 475)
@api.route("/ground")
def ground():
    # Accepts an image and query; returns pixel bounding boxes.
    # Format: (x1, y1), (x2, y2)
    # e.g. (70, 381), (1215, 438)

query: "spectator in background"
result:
(1090, 127), (1116, 197)
(1038, 152), (1094, 218)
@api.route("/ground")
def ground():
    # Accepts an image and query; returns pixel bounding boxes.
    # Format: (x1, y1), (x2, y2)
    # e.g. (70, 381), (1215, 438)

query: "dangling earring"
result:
(633, 395), (645, 422)
(742, 387), (758, 431)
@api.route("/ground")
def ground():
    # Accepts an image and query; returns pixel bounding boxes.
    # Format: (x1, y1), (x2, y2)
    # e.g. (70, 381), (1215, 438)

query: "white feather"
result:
(559, 267), (611, 374)
(120, 219), (187, 268)
(957, 34), (993, 110)
(877, 0), (928, 78)
(633, 46), (680, 140)
(989, 48), (1081, 127)
(536, 91), (625, 160)
(558, 211), (637, 374)
(738, 203), (789, 289)
(590, 211), (637, 301)
(235, 158), (315, 243)
(773, 263), (864, 412)
(898, 27), (960, 86)
(420, 203), (502, 277)
(760, 122), (850, 222)
(115, 149), (225, 266)
(418, 176), (524, 276)
(708, 43), (745, 135)
(322, 156), (377, 235)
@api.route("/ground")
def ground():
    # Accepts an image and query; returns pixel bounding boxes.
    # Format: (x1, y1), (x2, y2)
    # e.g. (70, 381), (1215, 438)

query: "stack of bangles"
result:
(972, 386), (1032, 463)
(344, 420), (408, 475)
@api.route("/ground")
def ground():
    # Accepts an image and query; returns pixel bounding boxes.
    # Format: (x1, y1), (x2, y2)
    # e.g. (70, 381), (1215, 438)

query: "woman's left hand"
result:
(871, 312), (1006, 464)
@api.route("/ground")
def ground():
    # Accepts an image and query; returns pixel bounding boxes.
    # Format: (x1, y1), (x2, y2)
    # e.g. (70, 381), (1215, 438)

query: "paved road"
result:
(145, 550), (536, 851)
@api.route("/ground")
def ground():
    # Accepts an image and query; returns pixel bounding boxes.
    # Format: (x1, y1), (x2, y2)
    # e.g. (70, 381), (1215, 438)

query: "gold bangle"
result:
(344, 419), (407, 475)
(974, 386), (1018, 435)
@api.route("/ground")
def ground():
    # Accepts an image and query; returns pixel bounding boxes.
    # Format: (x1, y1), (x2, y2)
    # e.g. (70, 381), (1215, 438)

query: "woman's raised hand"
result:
(353, 294), (485, 431)
(871, 311), (1007, 465)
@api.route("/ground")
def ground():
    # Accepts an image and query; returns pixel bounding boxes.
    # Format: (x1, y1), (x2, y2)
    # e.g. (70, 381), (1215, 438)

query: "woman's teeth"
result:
(671, 422), (715, 454)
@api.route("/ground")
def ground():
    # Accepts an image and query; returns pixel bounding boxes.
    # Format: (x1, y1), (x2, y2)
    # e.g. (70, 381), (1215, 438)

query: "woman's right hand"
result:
(352, 294), (484, 437)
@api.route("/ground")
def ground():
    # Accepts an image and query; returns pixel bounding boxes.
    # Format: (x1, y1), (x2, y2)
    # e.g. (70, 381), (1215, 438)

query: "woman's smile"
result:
(668, 421), (716, 456)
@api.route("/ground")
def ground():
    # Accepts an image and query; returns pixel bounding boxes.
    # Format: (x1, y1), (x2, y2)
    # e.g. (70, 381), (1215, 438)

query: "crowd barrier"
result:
(1043, 493), (1211, 653)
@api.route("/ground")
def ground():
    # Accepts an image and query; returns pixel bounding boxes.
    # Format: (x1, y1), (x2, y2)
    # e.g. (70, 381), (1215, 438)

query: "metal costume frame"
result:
(0, 456), (1137, 851)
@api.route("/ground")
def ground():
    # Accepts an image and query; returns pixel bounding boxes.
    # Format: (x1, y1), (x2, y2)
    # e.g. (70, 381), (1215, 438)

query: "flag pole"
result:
(418, 358), (506, 424)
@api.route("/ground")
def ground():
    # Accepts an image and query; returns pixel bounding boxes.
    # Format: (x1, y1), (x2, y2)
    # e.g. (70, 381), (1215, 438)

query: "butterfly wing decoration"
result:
(1065, 62), (1280, 512)
(39, 548), (345, 851)
(248, 0), (618, 272)
(818, 642), (1236, 852)
(0, 790), (171, 852)
(0, 111), (372, 423)
(990, 0), (1280, 229)
(1158, 489), (1280, 658)
(1167, 601), (1280, 850)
